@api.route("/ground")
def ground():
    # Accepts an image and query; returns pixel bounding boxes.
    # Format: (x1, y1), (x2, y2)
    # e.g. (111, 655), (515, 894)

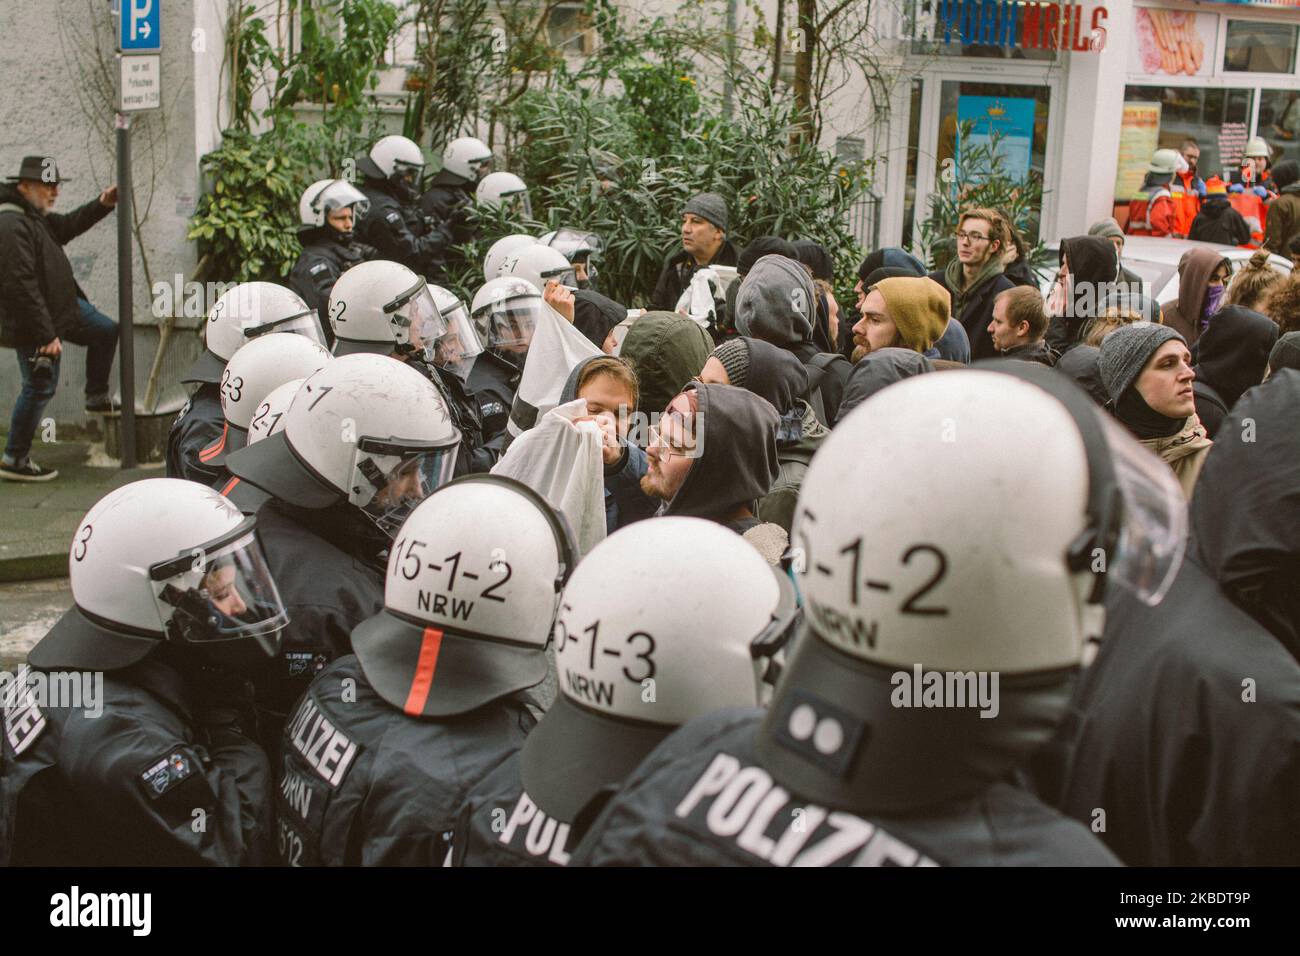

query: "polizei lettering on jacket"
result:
(286, 696), (359, 787)
(498, 792), (573, 866)
(674, 753), (939, 867)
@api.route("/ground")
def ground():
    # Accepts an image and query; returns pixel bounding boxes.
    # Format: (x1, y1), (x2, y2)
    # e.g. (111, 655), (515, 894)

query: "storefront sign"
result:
(1114, 102), (1162, 200)
(957, 96), (1036, 183)
(933, 1), (1110, 52)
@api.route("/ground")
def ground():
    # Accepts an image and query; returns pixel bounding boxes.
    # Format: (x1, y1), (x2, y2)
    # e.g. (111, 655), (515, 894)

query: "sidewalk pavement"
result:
(0, 436), (162, 583)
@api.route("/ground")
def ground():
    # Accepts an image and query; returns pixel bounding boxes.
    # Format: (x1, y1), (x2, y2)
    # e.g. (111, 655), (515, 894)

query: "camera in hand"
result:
(29, 353), (55, 386)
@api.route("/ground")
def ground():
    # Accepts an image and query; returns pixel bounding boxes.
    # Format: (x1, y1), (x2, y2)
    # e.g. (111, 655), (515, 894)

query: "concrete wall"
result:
(0, 0), (211, 439)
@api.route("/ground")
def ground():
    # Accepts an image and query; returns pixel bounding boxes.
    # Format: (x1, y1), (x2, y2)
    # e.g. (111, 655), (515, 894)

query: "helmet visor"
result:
(1095, 411), (1188, 606)
(151, 526), (287, 653)
(501, 190), (533, 220)
(432, 301), (484, 378)
(351, 438), (460, 539)
(478, 295), (544, 351)
(386, 280), (449, 357)
(547, 228), (603, 259)
(246, 310), (328, 348)
(318, 180), (370, 219)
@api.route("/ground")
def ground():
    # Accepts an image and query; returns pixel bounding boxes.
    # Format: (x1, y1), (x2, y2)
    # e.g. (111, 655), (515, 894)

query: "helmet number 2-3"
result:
(220, 369), (244, 404)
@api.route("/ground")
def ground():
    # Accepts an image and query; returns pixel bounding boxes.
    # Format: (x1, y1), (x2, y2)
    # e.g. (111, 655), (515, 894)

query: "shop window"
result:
(1122, 86), (1254, 182)
(1224, 20), (1298, 73)
(1259, 89), (1300, 169)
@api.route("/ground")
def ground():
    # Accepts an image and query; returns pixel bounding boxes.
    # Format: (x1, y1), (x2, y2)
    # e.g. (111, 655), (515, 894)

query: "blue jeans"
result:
(5, 298), (118, 462)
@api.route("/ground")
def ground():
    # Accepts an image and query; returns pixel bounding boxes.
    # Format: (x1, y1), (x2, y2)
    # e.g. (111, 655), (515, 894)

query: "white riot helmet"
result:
(427, 284), (484, 380)
(483, 234), (539, 282)
(299, 178), (370, 229)
(518, 517), (800, 822)
(501, 243), (577, 296)
(366, 134), (426, 188)
(540, 227), (604, 281)
(351, 474), (577, 717)
(327, 259), (449, 360)
(185, 282), (325, 385)
(442, 137), (493, 181)
(224, 354), (462, 537)
(216, 334), (332, 460)
(476, 171), (531, 218)
(247, 377), (303, 446)
(470, 276), (544, 354)
(28, 479), (286, 673)
(757, 365), (1187, 815)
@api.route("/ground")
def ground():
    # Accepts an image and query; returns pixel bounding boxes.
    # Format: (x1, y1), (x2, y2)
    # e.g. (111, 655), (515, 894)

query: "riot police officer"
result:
(327, 258), (493, 473)
(571, 365), (1183, 866)
(222, 354), (462, 736)
(354, 135), (458, 283)
(420, 136), (492, 225)
(467, 275), (544, 453)
(168, 282), (325, 485)
(452, 516), (798, 866)
(274, 474), (575, 865)
(289, 179), (376, 345)
(0, 478), (286, 865)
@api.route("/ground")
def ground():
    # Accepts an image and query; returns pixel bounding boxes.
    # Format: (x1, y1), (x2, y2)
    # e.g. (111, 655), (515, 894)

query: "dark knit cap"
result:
(738, 236), (798, 275)
(791, 239), (834, 281)
(711, 338), (752, 388)
(682, 192), (728, 233)
(1098, 322), (1186, 403)
(1268, 331), (1300, 374)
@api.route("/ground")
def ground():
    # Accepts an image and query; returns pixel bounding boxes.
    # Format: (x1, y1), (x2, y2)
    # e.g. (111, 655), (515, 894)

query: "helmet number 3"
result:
(73, 523), (93, 562)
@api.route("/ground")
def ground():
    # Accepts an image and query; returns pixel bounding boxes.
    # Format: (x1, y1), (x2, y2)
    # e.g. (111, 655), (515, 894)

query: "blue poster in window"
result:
(956, 95), (1035, 184)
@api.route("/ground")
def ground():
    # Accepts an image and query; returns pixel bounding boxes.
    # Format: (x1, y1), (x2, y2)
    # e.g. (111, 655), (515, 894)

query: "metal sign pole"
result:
(116, 111), (137, 469)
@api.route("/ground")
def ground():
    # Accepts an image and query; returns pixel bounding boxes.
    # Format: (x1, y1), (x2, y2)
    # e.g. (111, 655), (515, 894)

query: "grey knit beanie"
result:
(682, 192), (728, 233)
(711, 338), (751, 388)
(1098, 322), (1186, 403)
(1268, 331), (1300, 374)
(1087, 218), (1125, 243)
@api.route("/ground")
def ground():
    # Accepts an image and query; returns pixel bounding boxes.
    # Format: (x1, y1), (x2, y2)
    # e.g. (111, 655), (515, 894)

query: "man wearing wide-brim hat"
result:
(0, 156), (118, 482)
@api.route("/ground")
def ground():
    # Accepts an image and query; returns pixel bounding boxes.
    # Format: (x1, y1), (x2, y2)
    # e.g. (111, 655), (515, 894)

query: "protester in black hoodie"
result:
(1041, 371), (1300, 865)
(791, 238), (839, 354)
(1190, 304), (1278, 438)
(836, 347), (934, 422)
(640, 381), (784, 563)
(1188, 177), (1251, 246)
(1044, 235), (1120, 357)
(721, 236), (799, 338)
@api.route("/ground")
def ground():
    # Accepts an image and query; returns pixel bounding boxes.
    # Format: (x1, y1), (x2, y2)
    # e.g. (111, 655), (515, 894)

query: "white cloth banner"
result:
(507, 305), (601, 437)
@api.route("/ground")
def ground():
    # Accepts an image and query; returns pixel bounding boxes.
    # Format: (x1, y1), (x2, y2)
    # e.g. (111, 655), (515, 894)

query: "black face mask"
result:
(1115, 386), (1185, 440)
(332, 229), (355, 244)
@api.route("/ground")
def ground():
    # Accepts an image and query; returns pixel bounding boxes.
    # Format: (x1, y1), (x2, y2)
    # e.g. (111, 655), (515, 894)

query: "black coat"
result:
(288, 227), (376, 344)
(468, 349), (521, 454)
(1188, 197), (1251, 246)
(0, 184), (113, 347)
(1039, 372), (1300, 865)
(927, 268), (1015, 361)
(570, 709), (1120, 866)
(164, 384), (226, 485)
(275, 654), (534, 865)
(649, 240), (738, 312)
(1, 652), (271, 866)
(355, 175), (455, 282)
(419, 169), (475, 222)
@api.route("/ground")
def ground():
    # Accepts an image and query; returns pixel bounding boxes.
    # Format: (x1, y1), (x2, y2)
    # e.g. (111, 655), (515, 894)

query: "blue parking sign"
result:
(119, 0), (160, 53)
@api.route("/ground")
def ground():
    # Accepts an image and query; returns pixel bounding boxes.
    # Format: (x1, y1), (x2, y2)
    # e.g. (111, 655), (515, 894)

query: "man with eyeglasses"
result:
(928, 207), (1015, 361)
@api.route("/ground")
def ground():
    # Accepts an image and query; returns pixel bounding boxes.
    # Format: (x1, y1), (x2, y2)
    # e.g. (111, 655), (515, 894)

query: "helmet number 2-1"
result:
(73, 523), (93, 561)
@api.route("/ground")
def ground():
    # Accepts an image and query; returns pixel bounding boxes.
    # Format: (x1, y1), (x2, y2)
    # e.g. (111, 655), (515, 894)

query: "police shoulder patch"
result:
(385, 211), (402, 224)
(138, 747), (199, 800)
(309, 261), (330, 275)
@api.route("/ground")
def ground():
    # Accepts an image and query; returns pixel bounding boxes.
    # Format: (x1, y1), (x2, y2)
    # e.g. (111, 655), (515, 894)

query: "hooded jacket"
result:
(1160, 247), (1227, 346)
(0, 183), (113, 348)
(1138, 414), (1213, 501)
(1263, 179), (1300, 256)
(928, 259), (1013, 361)
(661, 383), (780, 533)
(618, 312), (713, 416)
(1187, 196), (1251, 246)
(1041, 371), (1300, 865)
(836, 348), (933, 423)
(1192, 305), (1277, 437)
(559, 355), (658, 534)
(734, 338), (828, 533)
(1053, 344), (1109, 407)
(1045, 236), (1120, 356)
(572, 289), (627, 348)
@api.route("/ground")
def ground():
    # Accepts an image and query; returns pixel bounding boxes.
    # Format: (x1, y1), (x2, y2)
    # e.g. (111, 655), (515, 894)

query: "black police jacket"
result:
(165, 384), (226, 485)
(570, 709), (1121, 867)
(289, 227), (376, 344)
(275, 654), (536, 866)
(0, 654), (271, 866)
(355, 177), (455, 282)
(467, 349), (521, 454)
(419, 170), (475, 223)
(450, 750), (584, 866)
(407, 355), (496, 474)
